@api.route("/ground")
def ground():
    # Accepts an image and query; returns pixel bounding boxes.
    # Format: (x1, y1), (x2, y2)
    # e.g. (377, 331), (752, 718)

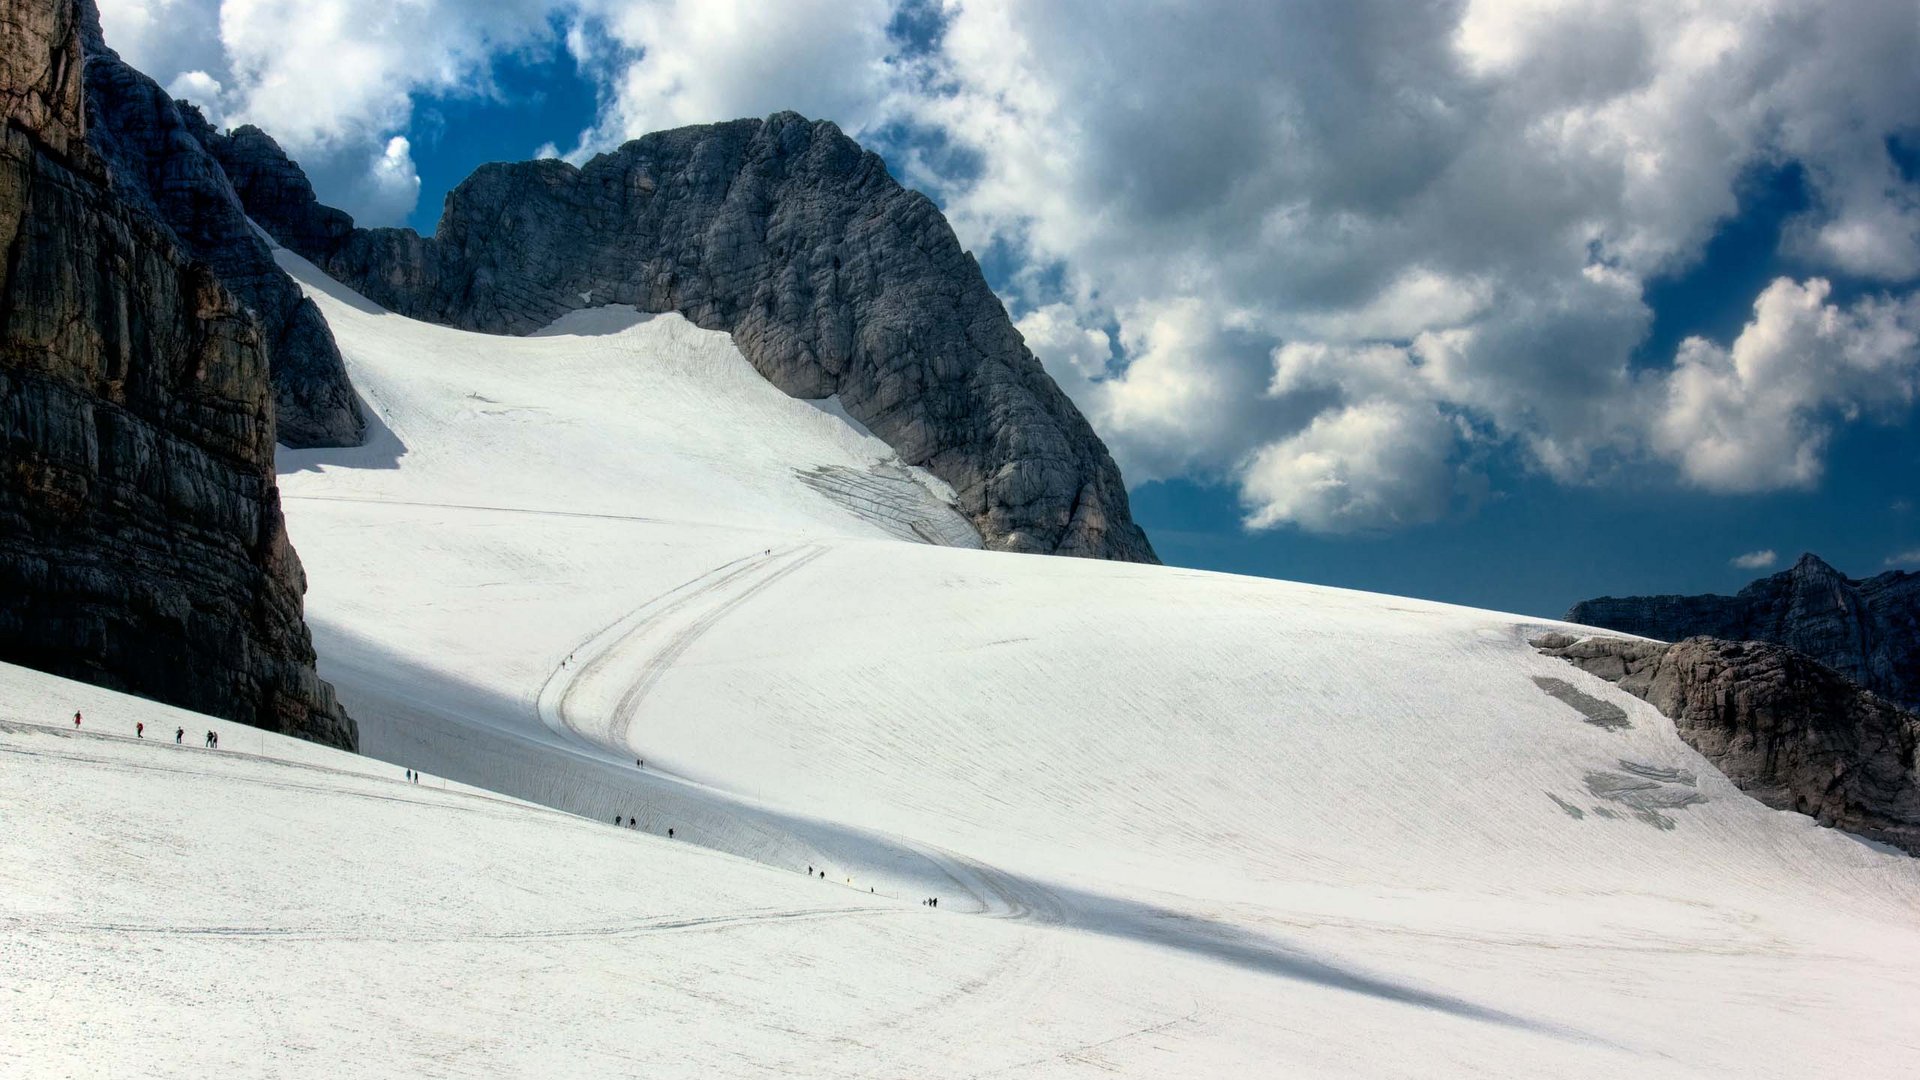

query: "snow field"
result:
(8, 247), (1917, 1078)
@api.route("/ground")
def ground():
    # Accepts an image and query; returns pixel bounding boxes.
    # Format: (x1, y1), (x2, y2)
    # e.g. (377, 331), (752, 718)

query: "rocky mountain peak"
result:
(1569, 554), (1920, 712)
(197, 109), (1157, 561)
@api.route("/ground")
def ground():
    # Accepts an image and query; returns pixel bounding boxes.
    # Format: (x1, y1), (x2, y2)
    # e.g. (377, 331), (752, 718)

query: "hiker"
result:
(616, 815), (623, 826)
(175, 727), (183, 744)
(636, 758), (643, 768)
(667, 827), (675, 839)
(73, 711), (81, 729)
(211, 731), (218, 749)
(410, 771), (417, 784)
(136, 722), (144, 739)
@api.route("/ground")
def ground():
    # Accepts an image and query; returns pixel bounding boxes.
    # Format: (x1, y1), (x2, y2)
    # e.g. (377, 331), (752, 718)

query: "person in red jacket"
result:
(136, 722), (144, 739)
(72, 711), (81, 729)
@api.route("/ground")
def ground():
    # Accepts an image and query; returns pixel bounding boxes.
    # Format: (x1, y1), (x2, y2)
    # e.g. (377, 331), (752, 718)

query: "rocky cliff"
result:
(1567, 553), (1920, 712)
(1534, 633), (1920, 855)
(0, 0), (353, 747)
(74, 0), (363, 448)
(198, 114), (1156, 562)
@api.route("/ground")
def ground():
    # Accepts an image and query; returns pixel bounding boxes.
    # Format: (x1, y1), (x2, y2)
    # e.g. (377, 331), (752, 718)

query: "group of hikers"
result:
(613, 814), (673, 839)
(404, 769), (420, 783)
(73, 711), (215, 747)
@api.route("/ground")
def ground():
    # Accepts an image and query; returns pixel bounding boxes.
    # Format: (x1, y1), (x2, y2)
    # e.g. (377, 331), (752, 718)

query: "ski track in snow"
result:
(9, 249), (1920, 1079)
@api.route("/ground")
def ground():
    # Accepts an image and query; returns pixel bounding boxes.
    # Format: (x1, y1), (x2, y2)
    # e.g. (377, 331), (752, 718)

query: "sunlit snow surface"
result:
(5, 250), (1918, 1078)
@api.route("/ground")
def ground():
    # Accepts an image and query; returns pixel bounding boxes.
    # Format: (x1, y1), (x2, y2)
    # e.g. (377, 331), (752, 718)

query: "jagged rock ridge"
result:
(74, 0), (364, 448)
(1534, 633), (1920, 855)
(0, 0), (353, 747)
(1567, 553), (1920, 712)
(201, 114), (1156, 562)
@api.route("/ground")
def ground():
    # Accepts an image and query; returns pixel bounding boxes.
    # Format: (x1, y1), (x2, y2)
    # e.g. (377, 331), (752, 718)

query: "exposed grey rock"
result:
(0, 0), (353, 748)
(73, 0), (363, 448)
(1567, 553), (1920, 711)
(1534, 634), (1920, 855)
(224, 113), (1155, 561)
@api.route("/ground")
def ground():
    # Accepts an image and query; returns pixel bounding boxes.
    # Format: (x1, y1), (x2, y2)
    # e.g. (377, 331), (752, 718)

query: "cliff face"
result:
(202, 114), (1157, 562)
(73, 1), (363, 448)
(1534, 633), (1920, 855)
(0, 0), (353, 747)
(1567, 553), (1920, 712)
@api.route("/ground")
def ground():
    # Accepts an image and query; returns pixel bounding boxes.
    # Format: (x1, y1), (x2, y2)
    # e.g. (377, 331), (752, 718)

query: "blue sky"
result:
(101, 0), (1920, 618)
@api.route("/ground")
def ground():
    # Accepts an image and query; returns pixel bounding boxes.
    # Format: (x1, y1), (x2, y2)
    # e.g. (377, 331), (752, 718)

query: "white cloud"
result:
(1240, 400), (1459, 534)
(1730, 549), (1778, 570)
(1652, 278), (1920, 492)
(1885, 549), (1920, 567)
(164, 69), (225, 123)
(99, 0), (560, 224)
(569, 0), (899, 153)
(895, 0), (1920, 530)
(341, 135), (423, 227)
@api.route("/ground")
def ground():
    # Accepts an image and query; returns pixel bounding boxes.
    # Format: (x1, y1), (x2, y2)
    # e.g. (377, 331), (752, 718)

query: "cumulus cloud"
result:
(1731, 549), (1778, 570)
(99, 0), (559, 224)
(897, 0), (1920, 531)
(1886, 549), (1920, 567)
(567, 0), (899, 153)
(1240, 400), (1460, 534)
(94, 0), (1920, 531)
(1652, 278), (1920, 491)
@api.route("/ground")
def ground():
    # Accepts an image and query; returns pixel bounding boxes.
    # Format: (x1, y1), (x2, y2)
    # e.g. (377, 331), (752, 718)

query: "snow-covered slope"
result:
(10, 249), (1919, 1078)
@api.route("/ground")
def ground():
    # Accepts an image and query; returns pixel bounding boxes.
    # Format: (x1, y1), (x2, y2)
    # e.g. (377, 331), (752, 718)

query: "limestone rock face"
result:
(73, 0), (363, 448)
(0, 0), (83, 158)
(1567, 553), (1920, 712)
(1535, 634), (1920, 855)
(0, 0), (353, 747)
(224, 114), (1156, 562)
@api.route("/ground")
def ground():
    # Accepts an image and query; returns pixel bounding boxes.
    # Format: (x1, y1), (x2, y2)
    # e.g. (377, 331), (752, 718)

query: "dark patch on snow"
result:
(1585, 770), (1708, 830)
(1532, 676), (1632, 730)
(1618, 759), (1697, 786)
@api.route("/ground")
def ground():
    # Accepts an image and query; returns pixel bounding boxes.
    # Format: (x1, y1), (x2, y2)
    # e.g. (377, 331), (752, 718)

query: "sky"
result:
(96, 0), (1920, 618)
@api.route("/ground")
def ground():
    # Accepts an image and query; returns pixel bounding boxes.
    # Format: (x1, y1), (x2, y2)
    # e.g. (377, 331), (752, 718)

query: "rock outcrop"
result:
(1567, 553), (1920, 712)
(0, 0), (353, 747)
(1533, 633), (1920, 855)
(207, 114), (1156, 561)
(73, 0), (363, 448)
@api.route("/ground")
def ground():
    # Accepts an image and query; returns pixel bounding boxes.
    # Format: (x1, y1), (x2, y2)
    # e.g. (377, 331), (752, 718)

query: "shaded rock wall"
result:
(1567, 553), (1920, 711)
(0, 0), (353, 747)
(207, 114), (1157, 562)
(1534, 633), (1920, 855)
(73, 0), (363, 448)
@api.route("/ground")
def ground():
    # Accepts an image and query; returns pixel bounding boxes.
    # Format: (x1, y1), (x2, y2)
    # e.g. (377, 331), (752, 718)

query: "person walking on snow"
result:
(175, 727), (183, 744)
(73, 711), (81, 729)
(135, 722), (143, 739)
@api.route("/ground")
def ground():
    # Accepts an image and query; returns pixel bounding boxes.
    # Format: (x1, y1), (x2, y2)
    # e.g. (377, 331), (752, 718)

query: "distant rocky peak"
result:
(1568, 552), (1920, 712)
